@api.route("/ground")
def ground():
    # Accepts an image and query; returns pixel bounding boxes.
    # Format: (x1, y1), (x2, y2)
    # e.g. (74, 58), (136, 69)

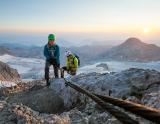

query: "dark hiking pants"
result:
(61, 66), (76, 78)
(45, 60), (59, 81)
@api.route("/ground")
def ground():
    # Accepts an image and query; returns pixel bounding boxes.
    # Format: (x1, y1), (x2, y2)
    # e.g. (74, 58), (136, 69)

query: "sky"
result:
(0, 0), (160, 46)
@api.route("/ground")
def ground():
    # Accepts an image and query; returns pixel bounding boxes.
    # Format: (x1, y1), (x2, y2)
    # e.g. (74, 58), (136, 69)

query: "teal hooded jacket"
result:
(44, 44), (60, 64)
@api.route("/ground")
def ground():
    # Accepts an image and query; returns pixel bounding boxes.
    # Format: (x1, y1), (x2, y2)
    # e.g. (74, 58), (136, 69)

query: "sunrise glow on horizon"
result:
(0, 0), (160, 43)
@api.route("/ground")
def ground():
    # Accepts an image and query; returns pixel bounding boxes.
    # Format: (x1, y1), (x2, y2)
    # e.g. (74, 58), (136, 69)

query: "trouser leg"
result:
(45, 61), (50, 85)
(61, 69), (64, 78)
(53, 64), (59, 78)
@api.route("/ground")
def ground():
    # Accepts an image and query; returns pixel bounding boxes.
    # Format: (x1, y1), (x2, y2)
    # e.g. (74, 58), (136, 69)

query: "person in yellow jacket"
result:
(61, 51), (78, 77)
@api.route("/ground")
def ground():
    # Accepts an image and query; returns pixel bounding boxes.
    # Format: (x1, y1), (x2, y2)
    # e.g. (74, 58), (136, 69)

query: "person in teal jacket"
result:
(44, 34), (60, 86)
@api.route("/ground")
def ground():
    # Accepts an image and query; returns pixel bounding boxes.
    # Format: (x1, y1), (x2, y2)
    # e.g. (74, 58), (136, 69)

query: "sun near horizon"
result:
(143, 28), (150, 34)
(0, 0), (160, 45)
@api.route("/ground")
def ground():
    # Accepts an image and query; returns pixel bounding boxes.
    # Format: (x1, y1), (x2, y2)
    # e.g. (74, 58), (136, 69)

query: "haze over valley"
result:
(0, 37), (160, 79)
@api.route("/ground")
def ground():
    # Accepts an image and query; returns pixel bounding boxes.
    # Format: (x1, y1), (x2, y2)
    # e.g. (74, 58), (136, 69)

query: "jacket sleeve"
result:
(74, 57), (78, 68)
(55, 45), (60, 64)
(44, 45), (50, 60)
(66, 58), (69, 70)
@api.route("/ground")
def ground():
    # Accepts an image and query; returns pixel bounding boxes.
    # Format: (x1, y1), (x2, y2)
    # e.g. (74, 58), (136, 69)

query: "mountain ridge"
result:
(1, 37), (160, 63)
(0, 61), (20, 82)
(100, 37), (160, 61)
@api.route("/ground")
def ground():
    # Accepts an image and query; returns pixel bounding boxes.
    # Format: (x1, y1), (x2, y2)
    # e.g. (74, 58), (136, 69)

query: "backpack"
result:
(73, 54), (80, 66)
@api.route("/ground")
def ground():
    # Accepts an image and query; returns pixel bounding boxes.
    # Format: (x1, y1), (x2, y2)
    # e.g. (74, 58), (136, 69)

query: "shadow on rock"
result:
(8, 86), (64, 114)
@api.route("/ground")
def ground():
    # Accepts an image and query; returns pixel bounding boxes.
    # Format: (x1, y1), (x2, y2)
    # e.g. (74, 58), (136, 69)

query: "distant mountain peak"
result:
(123, 37), (143, 45)
(100, 37), (160, 61)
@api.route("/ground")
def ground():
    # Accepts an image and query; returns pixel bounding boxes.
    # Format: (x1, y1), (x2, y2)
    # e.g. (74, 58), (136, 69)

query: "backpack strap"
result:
(72, 55), (75, 65)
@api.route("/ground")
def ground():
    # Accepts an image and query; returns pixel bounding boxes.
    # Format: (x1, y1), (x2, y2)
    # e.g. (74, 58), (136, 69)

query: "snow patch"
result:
(78, 63), (109, 74)
(0, 80), (17, 88)
(0, 54), (45, 76)
(1, 54), (160, 80)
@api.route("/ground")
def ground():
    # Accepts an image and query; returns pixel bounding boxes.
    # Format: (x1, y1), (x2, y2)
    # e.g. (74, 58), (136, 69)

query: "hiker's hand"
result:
(57, 64), (60, 68)
(50, 57), (56, 61)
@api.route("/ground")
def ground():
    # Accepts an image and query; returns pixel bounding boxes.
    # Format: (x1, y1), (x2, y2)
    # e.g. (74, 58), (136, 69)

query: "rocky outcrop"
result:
(0, 101), (70, 124)
(8, 85), (64, 113)
(49, 68), (160, 109)
(0, 61), (20, 82)
(1, 68), (160, 124)
(96, 63), (109, 71)
(100, 37), (160, 61)
(39, 68), (159, 124)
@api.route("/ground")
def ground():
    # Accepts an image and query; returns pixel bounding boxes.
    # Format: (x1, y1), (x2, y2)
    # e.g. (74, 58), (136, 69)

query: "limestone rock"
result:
(0, 61), (20, 82)
(2, 68), (160, 124)
(0, 101), (70, 124)
(96, 63), (109, 71)
(8, 86), (64, 113)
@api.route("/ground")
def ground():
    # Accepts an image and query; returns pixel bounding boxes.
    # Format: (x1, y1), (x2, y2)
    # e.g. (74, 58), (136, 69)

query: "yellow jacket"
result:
(66, 54), (78, 73)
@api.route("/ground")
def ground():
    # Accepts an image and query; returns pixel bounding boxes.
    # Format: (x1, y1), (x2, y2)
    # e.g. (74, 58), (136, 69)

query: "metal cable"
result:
(94, 94), (160, 123)
(64, 78), (139, 124)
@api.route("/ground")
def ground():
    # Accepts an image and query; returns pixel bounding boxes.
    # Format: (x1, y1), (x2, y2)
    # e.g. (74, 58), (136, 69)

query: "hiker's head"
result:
(48, 34), (55, 46)
(65, 50), (72, 57)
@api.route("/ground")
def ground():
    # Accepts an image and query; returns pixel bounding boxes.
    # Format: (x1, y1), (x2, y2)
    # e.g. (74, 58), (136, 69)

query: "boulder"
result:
(72, 68), (160, 99)
(48, 68), (160, 112)
(96, 63), (109, 71)
(0, 61), (20, 82)
(0, 101), (70, 124)
(8, 85), (64, 113)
